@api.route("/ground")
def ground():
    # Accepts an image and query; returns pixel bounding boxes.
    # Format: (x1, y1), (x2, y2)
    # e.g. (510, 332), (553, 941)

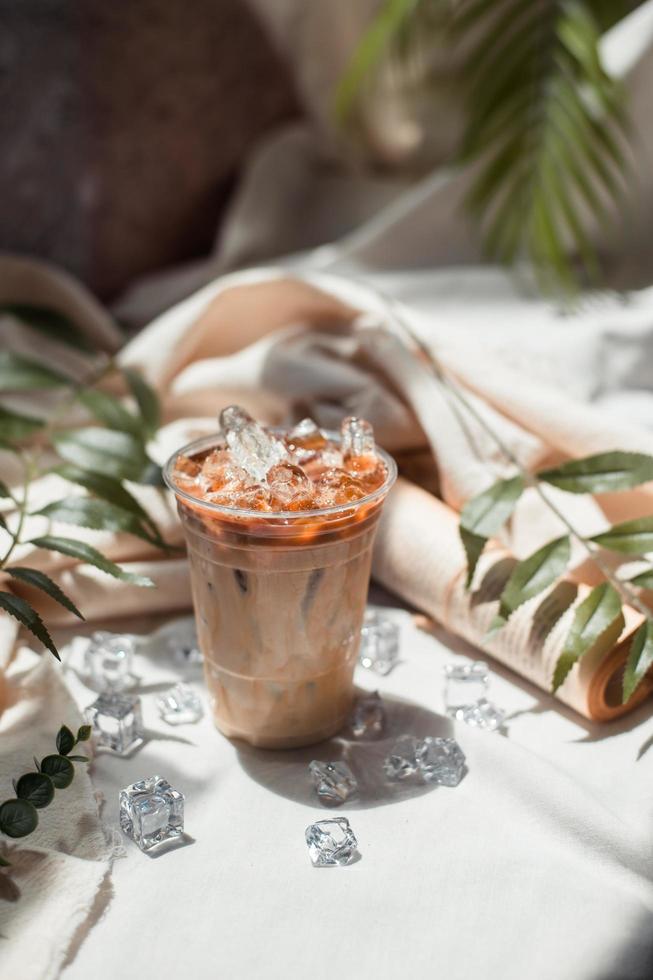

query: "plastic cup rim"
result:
(162, 428), (398, 521)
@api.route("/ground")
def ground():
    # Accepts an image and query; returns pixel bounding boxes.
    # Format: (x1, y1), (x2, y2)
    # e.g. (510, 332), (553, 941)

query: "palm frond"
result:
(456, 0), (632, 293)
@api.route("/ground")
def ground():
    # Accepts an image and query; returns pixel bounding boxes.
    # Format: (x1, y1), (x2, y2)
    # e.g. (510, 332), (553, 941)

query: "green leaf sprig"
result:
(459, 451), (653, 703)
(376, 295), (653, 708)
(335, 0), (643, 297)
(0, 309), (167, 660)
(0, 724), (91, 866)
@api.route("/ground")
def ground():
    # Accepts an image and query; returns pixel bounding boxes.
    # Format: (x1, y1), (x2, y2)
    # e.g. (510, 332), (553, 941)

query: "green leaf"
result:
(34, 496), (160, 546)
(0, 479), (10, 498)
(15, 772), (55, 809)
(40, 754), (74, 789)
(56, 725), (76, 756)
(460, 526), (487, 588)
(53, 428), (149, 482)
(460, 475), (525, 537)
(0, 855), (11, 867)
(0, 351), (70, 390)
(76, 724), (92, 742)
(0, 591), (60, 660)
(53, 464), (159, 531)
(591, 517), (653, 555)
(6, 567), (84, 620)
(122, 368), (161, 439)
(497, 535), (571, 621)
(538, 452), (653, 494)
(334, 0), (419, 121)
(453, 0), (631, 295)
(78, 389), (143, 439)
(626, 568), (653, 589)
(552, 583), (624, 692)
(0, 798), (38, 838)
(68, 755), (90, 763)
(27, 536), (155, 588)
(0, 304), (93, 351)
(0, 405), (45, 442)
(623, 619), (653, 702)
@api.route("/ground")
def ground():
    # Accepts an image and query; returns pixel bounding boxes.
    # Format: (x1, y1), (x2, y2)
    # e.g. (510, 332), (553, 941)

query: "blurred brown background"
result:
(0, 0), (299, 300)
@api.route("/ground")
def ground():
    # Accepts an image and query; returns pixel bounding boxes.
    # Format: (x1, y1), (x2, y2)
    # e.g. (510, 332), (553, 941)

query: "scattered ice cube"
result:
(351, 691), (384, 738)
(383, 734), (420, 781)
(305, 817), (358, 866)
(156, 683), (204, 725)
(119, 775), (184, 852)
(459, 698), (506, 732)
(86, 692), (144, 755)
(359, 611), (400, 675)
(219, 404), (288, 482)
(84, 631), (136, 692)
(417, 737), (466, 786)
(309, 760), (358, 805)
(443, 661), (489, 719)
(174, 643), (203, 667)
(341, 416), (375, 459)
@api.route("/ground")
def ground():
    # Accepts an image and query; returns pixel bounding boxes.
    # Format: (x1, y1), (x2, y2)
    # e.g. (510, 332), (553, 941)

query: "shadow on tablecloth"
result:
(233, 692), (458, 810)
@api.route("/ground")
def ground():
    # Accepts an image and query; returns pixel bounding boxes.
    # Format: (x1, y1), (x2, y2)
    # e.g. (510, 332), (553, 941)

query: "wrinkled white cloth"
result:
(0, 640), (111, 980)
(60, 607), (653, 980)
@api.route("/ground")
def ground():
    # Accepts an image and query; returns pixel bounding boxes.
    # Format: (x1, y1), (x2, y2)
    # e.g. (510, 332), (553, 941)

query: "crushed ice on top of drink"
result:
(171, 406), (388, 512)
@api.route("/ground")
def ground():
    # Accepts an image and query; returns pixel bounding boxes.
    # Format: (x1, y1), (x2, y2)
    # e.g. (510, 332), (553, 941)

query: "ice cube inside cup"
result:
(164, 408), (397, 749)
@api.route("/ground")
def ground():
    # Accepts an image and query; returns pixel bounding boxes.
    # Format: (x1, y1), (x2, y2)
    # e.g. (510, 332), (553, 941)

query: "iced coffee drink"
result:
(164, 407), (396, 749)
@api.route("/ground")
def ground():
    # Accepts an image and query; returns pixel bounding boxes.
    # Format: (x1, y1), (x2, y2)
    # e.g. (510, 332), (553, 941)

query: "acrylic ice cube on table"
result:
(86, 692), (144, 755)
(119, 776), (185, 852)
(84, 631), (136, 692)
(305, 817), (358, 866)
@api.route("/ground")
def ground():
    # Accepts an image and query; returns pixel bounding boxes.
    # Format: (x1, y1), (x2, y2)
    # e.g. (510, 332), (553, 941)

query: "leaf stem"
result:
(0, 356), (116, 572)
(368, 283), (651, 620)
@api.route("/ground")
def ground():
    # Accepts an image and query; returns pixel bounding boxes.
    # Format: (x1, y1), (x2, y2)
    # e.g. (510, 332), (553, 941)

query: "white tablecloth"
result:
(60, 590), (653, 980)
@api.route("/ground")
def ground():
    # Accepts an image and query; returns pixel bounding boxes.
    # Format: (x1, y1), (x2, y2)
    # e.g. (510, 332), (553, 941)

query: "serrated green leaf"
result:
(40, 754), (74, 789)
(0, 405), (45, 441)
(78, 389), (143, 438)
(0, 798), (38, 838)
(497, 535), (571, 621)
(552, 583), (624, 692)
(0, 591), (60, 660)
(0, 351), (70, 390)
(27, 536), (155, 588)
(460, 526), (487, 589)
(53, 463), (159, 532)
(538, 452), (653, 494)
(460, 475), (524, 538)
(76, 724), (92, 742)
(15, 772), (55, 809)
(56, 725), (75, 756)
(6, 567), (84, 620)
(53, 428), (149, 482)
(591, 517), (653, 555)
(34, 496), (160, 546)
(122, 368), (161, 439)
(626, 568), (653, 589)
(623, 619), (653, 702)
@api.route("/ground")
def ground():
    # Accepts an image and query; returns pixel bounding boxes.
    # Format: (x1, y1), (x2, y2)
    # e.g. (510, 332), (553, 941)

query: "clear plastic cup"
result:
(164, 432), (397, 749)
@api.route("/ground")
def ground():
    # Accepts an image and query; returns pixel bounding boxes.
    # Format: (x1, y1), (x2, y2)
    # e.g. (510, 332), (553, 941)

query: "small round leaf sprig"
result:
(0, 723), (92, 866)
